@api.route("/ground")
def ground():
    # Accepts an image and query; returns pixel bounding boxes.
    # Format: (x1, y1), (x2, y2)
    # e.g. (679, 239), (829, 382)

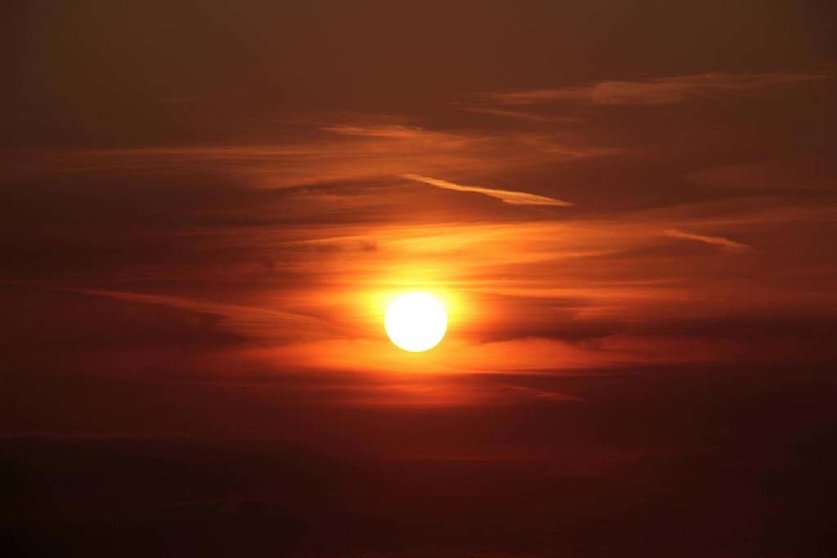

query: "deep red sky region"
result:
(2, 2), (836, 557)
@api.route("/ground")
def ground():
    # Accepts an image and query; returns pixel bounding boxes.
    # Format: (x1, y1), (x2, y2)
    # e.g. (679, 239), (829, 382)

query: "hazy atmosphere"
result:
(2, 2), (836, 556)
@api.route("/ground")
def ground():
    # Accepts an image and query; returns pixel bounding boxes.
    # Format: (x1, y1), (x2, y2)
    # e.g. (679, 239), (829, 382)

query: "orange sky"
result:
(2, 0), (835, 444)
(3, 4), (837, 556)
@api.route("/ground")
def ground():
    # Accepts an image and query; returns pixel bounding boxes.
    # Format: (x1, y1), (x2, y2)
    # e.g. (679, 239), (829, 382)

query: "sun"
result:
(385, 292), (448, 352)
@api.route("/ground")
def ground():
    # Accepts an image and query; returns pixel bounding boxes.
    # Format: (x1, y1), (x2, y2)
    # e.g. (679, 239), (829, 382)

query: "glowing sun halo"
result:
(385, 292), (448, 352)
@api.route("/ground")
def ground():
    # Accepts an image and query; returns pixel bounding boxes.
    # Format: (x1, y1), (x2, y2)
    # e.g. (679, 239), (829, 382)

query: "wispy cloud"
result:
(67, 289), (332, 342)
(663, 229), (752, 252)
(318, 124), (429, 139)
(485, 71), (825, 106)
(401, 174), (574, 207)
(10, 123), (609, 189)
(461, 106), (582, 124)
(690, 156), (837, 191)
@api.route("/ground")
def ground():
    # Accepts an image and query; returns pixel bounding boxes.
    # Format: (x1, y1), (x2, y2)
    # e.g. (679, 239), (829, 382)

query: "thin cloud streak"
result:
(485, 71), (826, 106)
(66, 288), (332, 342)
(401, 174), (574, 207)
(461, 106), (582, 124)
(9, 124), (610, 189)
(663, 229), (752, 252)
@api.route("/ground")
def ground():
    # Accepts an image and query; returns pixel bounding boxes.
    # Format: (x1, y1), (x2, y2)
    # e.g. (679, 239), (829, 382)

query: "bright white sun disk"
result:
(385, 292), (447, 352)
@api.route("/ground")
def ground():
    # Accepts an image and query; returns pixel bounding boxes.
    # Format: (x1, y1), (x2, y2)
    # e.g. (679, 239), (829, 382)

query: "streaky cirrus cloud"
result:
(66, 288), (333, 342)
(484, 71), (826, 106)
(401, 174), (574, 207)
(8, 123), (611, 190)
(460, 106), (584, 124)
(318, 124), (430, 139)
(663, 228), (752, 252)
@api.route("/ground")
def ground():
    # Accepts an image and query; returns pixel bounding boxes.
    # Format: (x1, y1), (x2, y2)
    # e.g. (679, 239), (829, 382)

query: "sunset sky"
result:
(2, 2), (836, 556)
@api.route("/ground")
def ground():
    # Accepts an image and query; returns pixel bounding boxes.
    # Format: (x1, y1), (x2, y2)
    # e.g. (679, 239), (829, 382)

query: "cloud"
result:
(461, 106), (583, 124)
(485, 71), (825, 106)
(9, 122), (609, 190)
(663, 229), (751, 252)
(318, 124), (428, 139)
(690, 156), (837, 192)
(67, 289), (332, 342)
(401, 174), (574, 207)
(4, 85), (833, 376)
